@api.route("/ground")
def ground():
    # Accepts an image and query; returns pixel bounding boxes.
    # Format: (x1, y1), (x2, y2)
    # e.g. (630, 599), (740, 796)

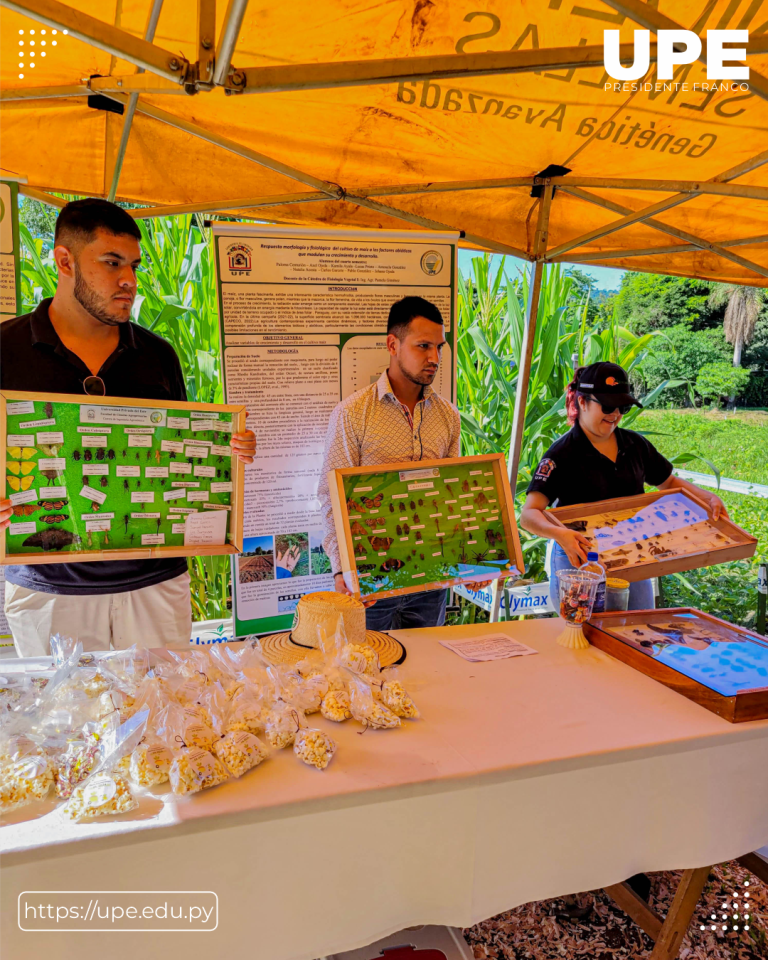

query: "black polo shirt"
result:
(527, 420), (673, 507)
(1, 298), (189, 595)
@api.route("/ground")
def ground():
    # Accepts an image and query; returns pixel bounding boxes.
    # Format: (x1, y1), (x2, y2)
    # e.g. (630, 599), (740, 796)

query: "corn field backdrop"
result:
(17, 205), (714, 619)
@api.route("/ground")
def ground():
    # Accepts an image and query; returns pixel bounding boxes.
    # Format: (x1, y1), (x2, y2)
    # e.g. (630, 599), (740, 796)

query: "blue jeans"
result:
(365, 589), (448, 632)
(548, 544), (654, 612)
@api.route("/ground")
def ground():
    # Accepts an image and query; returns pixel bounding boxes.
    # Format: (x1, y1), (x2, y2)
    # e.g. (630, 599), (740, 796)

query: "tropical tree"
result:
(708, 283), (765, 368)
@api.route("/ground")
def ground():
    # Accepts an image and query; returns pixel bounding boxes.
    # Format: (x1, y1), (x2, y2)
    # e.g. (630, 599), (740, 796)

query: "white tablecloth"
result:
(3, 618), (768, 959)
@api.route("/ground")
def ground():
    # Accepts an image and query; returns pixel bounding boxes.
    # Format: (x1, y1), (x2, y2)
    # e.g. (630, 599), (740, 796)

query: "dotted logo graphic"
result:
(17, 26), (68, 80)
(699, 879), (751, 934)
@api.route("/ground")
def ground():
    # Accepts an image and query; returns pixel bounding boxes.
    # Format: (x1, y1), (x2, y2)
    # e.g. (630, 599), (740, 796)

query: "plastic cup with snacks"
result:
(555, 569), (601, 650)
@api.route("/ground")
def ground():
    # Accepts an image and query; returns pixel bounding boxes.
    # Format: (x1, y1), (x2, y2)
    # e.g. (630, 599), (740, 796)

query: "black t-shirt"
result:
(1, 299), (189, 595)
(527, 420), (673, 507)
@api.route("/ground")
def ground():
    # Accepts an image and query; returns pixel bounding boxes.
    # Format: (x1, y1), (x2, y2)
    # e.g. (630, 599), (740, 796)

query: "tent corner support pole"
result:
(213, 0), (249, 86)
(507, 187), (552, 488)
(107, 0), (165, 203)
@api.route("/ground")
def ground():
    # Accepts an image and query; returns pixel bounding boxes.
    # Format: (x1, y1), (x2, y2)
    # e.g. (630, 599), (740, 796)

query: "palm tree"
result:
(708, 283), (765, 368)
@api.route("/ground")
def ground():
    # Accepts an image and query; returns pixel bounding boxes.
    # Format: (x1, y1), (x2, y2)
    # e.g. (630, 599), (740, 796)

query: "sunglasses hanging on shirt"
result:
(82, 376), (106, 396)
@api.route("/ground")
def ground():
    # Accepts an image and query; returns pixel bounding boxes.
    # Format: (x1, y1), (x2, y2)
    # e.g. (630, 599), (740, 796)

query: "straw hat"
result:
(257, 591), (406, 667)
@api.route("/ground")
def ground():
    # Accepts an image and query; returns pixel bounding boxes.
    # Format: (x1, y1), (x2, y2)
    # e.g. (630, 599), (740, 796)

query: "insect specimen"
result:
(44, 402), (53, 418)
(72, 450), (81, 462)
(217, 469), (222, 478)
(83, 476), (90, 486)
(39, 499), (67, 510)
(146, 449), (153, 461)
(419, 553), (425, 561)
(86, 532), (93, 549)
(403, 523), (410, 534)
(23, 529), (77, 551)
(12, 503), (38, 517)
(398, 503), (405, 513)
(155, 450), (161, 464)
(107, 449), (116, 460)
(175, 429), (183, 438)
(40, 513), (68, 524)
(84, 449), (93, 462)
(368, 536), (393, 552)
(396, 525), (402, 536)
(123, 514), (130, 533)
(100, 477), (108, 488)
(150, 478), (155, 486)
(363, 518), (379, 528)
(354, 543), (366, 556)
(356, 563), (376, 573)
(409, 500), (415, 510)
(95, 448), (105, 461)
(123, 479), (130, 491)
(389, 503), (395, 513)
(91, 502), (100, 512)
(39, 467), (61, 482)
(361, 494), (383, 510)
(418, 499), (424, 507)
(472, 550), (488, 564)
(6, 476), (34, 492)
(474, 492), (488, 508)
(224, 470), (230, 480)
(412, 514), (420, 524)
(129, 534), (135, 545)
(135, 452), (140, 461)
(169, 451), (176, 460)
(156, 518), (162, 534)
(350, 521), (366, 536)
(122, 449), (127, 458)
(462, 479), (470, 493)
(380, 558), (404, 572)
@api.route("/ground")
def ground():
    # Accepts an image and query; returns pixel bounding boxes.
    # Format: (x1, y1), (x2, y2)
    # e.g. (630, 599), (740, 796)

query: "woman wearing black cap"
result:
(520, 361), (727, 611)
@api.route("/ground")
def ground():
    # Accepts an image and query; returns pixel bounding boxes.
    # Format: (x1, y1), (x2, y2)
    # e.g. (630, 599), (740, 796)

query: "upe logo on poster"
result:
(604, 29), (751, 88)
(226, 242), (253, 276)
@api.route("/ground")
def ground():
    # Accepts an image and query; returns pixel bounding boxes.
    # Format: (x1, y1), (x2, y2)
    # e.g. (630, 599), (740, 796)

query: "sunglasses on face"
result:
(586, 396), (631, 416)
(82, 376), (106, 396)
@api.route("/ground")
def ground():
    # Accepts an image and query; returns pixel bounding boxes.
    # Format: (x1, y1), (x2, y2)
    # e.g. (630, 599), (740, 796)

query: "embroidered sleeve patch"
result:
(534, 458), (556, 480)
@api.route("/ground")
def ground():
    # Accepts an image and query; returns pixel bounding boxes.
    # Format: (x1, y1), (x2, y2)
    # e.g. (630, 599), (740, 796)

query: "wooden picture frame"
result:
(584, 608), (768, 722)
(1, 390), (246, 564)
(549, 489), (756, 582)
(328, 453), (524, 600)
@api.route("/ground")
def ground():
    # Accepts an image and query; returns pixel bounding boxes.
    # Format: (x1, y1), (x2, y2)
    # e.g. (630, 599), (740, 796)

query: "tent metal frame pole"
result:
(507, 187), (553, 487)
(561, 186), (768, 280)
(600, 0), (768, 103)
(107, 0), (165, 203)
(547, 146), (768, 262)
(0, 0), (189, 84)
(213, 0), (249, 87)
(113, 96), (344, 198)
(131, 191), (328, 218)
(237, 42), (655, 93)
(18, 185), (66, 208)
(550, 234), (768, 263)
(349, 195), (532, 261)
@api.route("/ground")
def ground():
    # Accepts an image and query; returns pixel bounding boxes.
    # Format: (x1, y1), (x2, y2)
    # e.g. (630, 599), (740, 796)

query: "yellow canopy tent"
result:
(2, 0), (768, 477)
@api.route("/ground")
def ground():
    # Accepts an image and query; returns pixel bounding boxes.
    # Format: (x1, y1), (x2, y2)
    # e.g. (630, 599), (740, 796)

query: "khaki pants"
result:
(4, 573), (192, 657)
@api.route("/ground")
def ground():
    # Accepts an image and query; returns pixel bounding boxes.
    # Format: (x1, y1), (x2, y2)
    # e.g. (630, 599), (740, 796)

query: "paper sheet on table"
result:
(184, 509), (228, 546)
(439, 634), (539, 662)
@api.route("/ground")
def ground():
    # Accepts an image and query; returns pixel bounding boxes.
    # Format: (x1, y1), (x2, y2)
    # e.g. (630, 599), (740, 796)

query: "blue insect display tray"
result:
(585, 608), (768, 723)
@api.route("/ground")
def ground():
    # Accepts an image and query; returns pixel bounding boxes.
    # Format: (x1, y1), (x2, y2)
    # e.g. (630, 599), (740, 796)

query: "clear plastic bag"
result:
(169, 747), (229, 795)
(348, 675), (400, 729)
(225, 685), (266, 735)
(378, 668), (420, 719)
(263, 702), (301, 749)
(293, 727), (336, 770)
(320, 689), (352, 722)
(128, 739), (173, 787)
(213, 731), (268, 778)
(0, 755), (55, 812)
(50, 634), (82, 668)
(62, 710), (149, 821)
(156, 702), (216, 752)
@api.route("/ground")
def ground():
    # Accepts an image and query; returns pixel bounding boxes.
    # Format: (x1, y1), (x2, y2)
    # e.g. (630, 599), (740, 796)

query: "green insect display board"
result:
(1, 391), (246, 564)
(328, 453), (524, 600)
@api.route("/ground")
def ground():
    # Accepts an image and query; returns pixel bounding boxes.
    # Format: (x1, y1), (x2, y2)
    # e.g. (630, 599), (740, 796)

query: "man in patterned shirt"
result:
(318, 296), (460, 630)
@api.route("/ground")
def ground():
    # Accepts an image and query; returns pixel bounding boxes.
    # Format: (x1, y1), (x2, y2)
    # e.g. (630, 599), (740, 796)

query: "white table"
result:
(3, 618), (768, 960)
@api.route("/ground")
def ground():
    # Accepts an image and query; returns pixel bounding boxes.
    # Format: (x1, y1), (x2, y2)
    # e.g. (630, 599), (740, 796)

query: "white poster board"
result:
(213, 225), (458, 636)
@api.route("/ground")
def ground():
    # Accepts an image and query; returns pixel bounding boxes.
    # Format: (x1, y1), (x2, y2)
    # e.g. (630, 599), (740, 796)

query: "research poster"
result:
(213, 225), (458, 636)
(0, 180), (21, 322)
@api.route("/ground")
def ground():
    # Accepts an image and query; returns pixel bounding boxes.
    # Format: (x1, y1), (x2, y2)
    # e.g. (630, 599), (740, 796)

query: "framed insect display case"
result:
(549, 489), (756, 583)
(327, 453), (524, 600)
(584, 608), (768, 722)
(1, 391), (246, 564)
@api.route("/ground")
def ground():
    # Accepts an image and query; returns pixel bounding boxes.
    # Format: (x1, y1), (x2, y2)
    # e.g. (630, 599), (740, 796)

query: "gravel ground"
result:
(464, 859), (767, 959)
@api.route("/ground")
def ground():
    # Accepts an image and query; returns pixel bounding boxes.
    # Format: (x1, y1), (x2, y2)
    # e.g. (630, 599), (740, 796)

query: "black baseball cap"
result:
(576, 362), (642, 409)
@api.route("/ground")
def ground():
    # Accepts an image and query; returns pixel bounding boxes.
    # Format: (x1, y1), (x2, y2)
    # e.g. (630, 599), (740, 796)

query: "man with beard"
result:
(0, 198), (256, 655)
(318, 295), (460, 630)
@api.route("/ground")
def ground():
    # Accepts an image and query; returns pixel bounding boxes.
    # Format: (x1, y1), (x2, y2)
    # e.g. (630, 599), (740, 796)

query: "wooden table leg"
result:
(737, 852), (768, 887)
(605, 866), (712, 960)
(649, 866), (711, 960)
